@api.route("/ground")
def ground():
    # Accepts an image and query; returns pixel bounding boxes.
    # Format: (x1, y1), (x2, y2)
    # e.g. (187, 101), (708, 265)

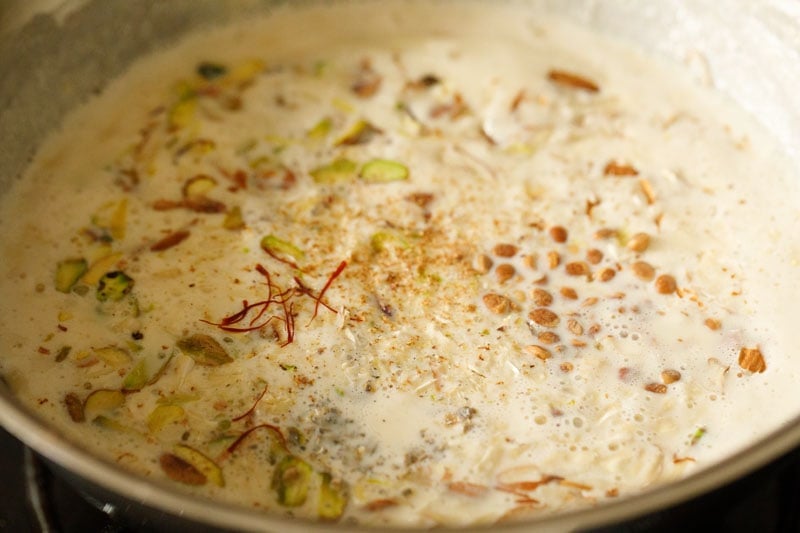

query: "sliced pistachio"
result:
(91, 199), (127, 240)
(82, 253), (123, 285)
(93, 345), (131, 368)
(309, 158), (358, 184)
(272, 455), (313, 507)
(147, 352), (175, 386)
(92, 415), (131, 432)
(122, 359), (148, 391)
(160, 453), (206, 485)
(182, 174), (217, 198)
(55, 259), (87, 293)
(318, 472), (348, 521)
(176, 334), (233, 366)
(307, 117), (333, 139)
(260, 235), (305, 263)
(360, 159), (409, 183)
(147, 404), (186, 434)
(334, 120), (381, 146)
(64, 392), (85, 423)
(84, 389), (125, 420)
(96, 271), (134, 302)
(168, 98), (197, 131)
(173, 444), (224, 487)
(223, 205), (245, 230)
(370, 230), (409, 253)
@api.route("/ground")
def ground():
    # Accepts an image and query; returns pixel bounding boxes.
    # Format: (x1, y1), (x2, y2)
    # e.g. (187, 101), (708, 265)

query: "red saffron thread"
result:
(217, 423), (287, 462)
(231, 383), (269, 422)
(312, 260), (347, 322)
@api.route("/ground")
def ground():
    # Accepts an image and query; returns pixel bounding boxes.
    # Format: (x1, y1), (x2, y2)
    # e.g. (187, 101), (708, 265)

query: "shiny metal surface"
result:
(1, 1), (799, 531)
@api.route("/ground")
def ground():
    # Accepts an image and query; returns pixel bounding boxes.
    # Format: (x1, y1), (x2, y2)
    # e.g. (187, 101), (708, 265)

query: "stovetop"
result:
(1, 425), (799, 532)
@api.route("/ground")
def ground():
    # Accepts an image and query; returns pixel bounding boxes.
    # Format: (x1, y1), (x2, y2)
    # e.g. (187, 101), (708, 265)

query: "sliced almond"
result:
(596, 268), (616, 282)
(538, 331), (560, 344)
(565, 261), (590, 276)
(661, 369), (682, 384)
(547, 250), (561, 269)
(532, 288), (553, 307)
(704, 318), (721, 331)
(474, 254), (493, 274)
(547, 69), (600, 92)
(644, 383), (667, 394)
(549, 226), (568, 243)
(631, 261), (656, 281)
(560, 287), (578, 300)
(567, 318), (584, 336)
(483, 293), (512, 314)
(655, 274), (677, 295)
(525, 345), (552, 361)
(493, 243), (518, 257)
(586, 249), (603, 265)
(496, 264), (516, 284)
(627, 232), (651, 253)
(603, 161), (639, 177)
(738, 347), (766, 373)
(529, 308), (559, 328)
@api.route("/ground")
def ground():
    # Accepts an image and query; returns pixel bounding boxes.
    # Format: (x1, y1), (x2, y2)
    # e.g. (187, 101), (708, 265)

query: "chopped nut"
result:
(603, 161), (639, 177)
(532, 288), (553, 307)
(493, 243), (518, 257)
(627, 232), (651, 253)
(596, 268), (616, 282)
(483, 293), (512, 314)
(586, 249), (603, 265)
(738, 347), (766, 373)
(496, 264), (516, 284)
(538, 331), (560, 344)
(565, 261), (590, 276)
(560, 287), (578, 300)
(704, 318), (721, 331)
(547, 69), (600, 92)
(661, 369), (682, 384)
(529, 308), (560, 328)
(594, 228), (617, 240)
(549, 226), (568, 243)
(645, 383), (668, 394)
(655, 274), (677, 295)
(571, 339), (587, 347)
(547, 251), (561, 269)
(475, 254), (493, 274)
(522, 254), (537, 269)
(587, 323), (601, 335)
(639, 178), (656, 204)
(525, 344), (552, 361)
(559, 362), (574, 372)
(567, 318), (584, 336)
(631, 261), (656, 281)
(582, 297), (599, 307)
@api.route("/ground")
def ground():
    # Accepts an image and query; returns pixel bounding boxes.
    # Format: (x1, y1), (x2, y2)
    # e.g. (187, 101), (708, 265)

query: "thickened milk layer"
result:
(1, 1), (800, 527)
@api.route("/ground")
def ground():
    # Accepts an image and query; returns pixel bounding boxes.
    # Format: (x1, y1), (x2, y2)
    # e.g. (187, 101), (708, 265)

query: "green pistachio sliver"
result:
(176, 334), (233, 366)
(84, 389), (125, 420)
(370, 230), (409, 253)
(96, 271), (134, 302)
(309, 158), (358, 184)
(272, 455), (313, 507)
(93, 345), (131, 368)
(260, 235), (305, 263)
(360, 159), (409, 183)
(55, 259), (88, 293)
(122, 359), (148, 391)
(334, 120), (381, 146)
(318, 472), (348, 521)
(147, 404), (185, 434)
(223, 206), (245, 230)
(174, 444), (225, 487)
(307, 117), (333, 139)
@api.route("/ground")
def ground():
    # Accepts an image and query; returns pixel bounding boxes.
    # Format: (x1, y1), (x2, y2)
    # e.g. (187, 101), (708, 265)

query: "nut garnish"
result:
(565, 261), (590, 276)
(631, 261), (656, 281)
(547, 251), (561, 269)
(627, 232), (651, 253)
(704, 318), (721, 331)
(661, 369), (681, 384)
(547, 69), (600, 92)
(559, 362), (574, 372)
(529, 308), (560, 328)
(567, 318), (583, 336)
(538, 331), (560, 344)
(655, 274), (677, 295)
(549, 226), (568, 243)
(532, 288), (553, 307)
(738, 347), (766, 373)
(603, 161), (639, 177)
(494, 243), (518, 257)
(475, 254), (493, 274)
(496, 264), (516, 284)
(639, 178), (656, 204)
(483, 293), (511, 314)
(586, 248), (603, 264)
(644, 383), (667, 394)
(560, 287), (578, 300)
(582, 297), (599, 307)
(596, 268), (616, 282)
(594, 228), (617, 240)
(525, 344), (552, 361)
(522, 254), (537, 269)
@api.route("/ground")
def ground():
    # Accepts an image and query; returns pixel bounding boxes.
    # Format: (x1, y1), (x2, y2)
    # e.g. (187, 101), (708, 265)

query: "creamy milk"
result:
(1, 1), (800, 527)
